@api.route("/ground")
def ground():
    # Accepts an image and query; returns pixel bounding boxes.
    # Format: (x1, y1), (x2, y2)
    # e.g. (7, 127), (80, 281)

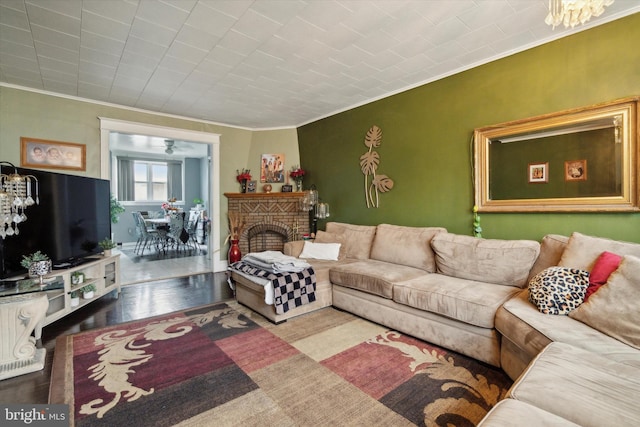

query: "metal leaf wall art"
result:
(360, 125), (394, 208)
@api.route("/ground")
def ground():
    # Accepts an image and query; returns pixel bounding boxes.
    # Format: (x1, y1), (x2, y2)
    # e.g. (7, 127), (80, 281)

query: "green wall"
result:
(297, 13), (640, 243)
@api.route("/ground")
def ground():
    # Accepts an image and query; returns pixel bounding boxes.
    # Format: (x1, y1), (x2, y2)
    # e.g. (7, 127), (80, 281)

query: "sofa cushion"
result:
(329, 259), (428, 299)
(526, 234), (569, 282)
(478, 399), (580, 427)
(508, 342), (640, 427)
(325, 222), (377, 259)
(393, 274), (520, 328)
(558, 231), (640, 270)
(369, 224), (446, 272)
(569, 255), (640, 350)
(527, 267), (589, 315)
(431, 233), (540, 288)
(495, 289), (640, 368)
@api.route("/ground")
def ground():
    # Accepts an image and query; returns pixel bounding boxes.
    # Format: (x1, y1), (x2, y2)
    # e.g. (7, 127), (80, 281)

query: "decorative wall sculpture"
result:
(360, 125), (394, 208)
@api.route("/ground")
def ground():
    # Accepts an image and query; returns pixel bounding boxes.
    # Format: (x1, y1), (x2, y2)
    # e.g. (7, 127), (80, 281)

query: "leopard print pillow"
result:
(528, 266), (590, 315)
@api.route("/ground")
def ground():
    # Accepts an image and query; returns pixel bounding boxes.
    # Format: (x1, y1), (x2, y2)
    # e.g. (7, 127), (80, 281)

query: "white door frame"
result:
(98, 117), (224, 272)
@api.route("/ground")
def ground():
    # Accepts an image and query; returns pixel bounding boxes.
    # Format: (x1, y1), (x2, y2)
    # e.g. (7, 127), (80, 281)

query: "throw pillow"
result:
(299, 241), (341, 261)
(569, 255), (640, 350)
(584, 251), (622, 301)
(314, 230), (346, 260)
(528, 266), (590, 315)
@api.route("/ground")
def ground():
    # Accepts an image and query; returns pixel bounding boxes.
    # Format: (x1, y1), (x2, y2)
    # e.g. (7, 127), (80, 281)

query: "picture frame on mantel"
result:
(281, 184), (293, 192)
(20, 137), (86, 171)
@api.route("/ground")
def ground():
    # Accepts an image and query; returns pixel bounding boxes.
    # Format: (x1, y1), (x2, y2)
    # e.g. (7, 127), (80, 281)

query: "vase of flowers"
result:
(290, 166), (306, 191)
(236, 169), (252, 193)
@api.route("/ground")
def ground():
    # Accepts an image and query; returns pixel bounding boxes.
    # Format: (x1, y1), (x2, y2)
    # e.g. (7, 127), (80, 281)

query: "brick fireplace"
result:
(225, 192), (310, 255)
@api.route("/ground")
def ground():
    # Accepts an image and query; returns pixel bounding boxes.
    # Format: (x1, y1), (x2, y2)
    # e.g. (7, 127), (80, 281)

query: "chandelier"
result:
(545, 0), (614, 29)
(0, 162), (39, 238)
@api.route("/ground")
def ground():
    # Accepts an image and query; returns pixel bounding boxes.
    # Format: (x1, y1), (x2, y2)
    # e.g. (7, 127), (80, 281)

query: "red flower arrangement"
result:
(236, 168), (251, 183)
(289, 166), (305, 179)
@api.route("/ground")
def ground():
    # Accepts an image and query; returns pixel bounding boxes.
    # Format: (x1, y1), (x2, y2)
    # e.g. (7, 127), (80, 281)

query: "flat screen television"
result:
(0, 166), (111, 279)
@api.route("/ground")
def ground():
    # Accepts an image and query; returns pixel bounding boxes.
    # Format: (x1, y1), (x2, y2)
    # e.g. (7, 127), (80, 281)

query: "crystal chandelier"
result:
(0, 162), (39, 238)
(545, 0), (615, 29)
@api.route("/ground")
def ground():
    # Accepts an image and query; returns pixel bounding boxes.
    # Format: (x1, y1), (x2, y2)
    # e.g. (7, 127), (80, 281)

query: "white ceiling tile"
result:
(81, 10), (131, 41)
(26, 0), (81, 19)
(136, 0), (190, 31)
(82, 0), (138, 25)
(0, 22), (33, 46)
(80, 30), (125, 56)
(184, 2), (236, 38)
(30, 23), (79, 51)
(129, 17), (177, 47)
(176, 24), (220, 51)
(34, 40), (78, 63)
(122, 36), (167, 61)
(165, 41), (207, 65)
(24, 2), (80, 36)
(0, 3), (29, 30)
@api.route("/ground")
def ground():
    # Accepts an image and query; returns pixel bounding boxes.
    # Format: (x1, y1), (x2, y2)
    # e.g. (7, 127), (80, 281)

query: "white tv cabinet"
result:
(36, 254), (121, 339)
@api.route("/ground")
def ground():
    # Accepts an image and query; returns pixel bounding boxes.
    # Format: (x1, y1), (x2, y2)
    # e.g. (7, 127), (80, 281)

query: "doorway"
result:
(99, 118), (224, 281)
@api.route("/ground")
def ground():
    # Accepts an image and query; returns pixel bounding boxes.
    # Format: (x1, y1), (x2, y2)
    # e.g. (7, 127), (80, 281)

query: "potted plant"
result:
(70, 290), (80, 307)
(81, 284), (96, 299)
(71, 271), (85, 285)
(20, 251), (51, 284)
(99, 238), (117, 256)
(110, 194), (125, 224)
(193, 197), (204, 209)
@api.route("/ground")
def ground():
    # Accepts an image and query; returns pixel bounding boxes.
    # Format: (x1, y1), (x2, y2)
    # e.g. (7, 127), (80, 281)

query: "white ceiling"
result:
(1, 0), (639, 130)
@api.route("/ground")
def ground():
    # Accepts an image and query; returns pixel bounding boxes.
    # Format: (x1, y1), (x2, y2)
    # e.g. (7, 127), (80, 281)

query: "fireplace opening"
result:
(245, 221), (294, 253)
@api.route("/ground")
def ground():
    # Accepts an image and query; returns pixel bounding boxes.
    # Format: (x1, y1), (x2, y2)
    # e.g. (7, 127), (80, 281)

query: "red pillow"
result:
(585, 251), (622, 301)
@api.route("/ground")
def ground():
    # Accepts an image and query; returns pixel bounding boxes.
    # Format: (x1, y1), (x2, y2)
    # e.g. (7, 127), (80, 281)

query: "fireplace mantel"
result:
(224, 192), (305, 199)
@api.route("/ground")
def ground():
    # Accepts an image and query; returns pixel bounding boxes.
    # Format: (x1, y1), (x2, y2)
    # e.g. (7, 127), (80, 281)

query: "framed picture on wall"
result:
(20, 137), (86, 171)
(260, 153), (285, 183)
(528, 162), (548, 183)
(565, 159), (587, 181)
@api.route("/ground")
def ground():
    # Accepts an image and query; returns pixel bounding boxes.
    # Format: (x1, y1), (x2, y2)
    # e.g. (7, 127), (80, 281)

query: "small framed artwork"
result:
(565, 159), (587, 181)
(246, 180), (257, 193)
(260, 153), (285, 183)
(21, 137), (86, 171)
(528, 162), (548, 183)
(281, 184), (293, 192)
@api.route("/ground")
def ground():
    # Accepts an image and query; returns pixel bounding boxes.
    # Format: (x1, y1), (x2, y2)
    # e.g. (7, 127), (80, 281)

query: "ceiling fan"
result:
(164, 139), (175, 154)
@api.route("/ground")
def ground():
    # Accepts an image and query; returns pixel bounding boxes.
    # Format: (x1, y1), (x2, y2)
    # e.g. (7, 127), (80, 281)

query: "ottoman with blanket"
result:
(229, 250), (330, 323)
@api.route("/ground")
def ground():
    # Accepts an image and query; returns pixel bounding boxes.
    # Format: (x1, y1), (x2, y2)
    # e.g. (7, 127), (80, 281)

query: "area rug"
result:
(50, 301), (512, 426)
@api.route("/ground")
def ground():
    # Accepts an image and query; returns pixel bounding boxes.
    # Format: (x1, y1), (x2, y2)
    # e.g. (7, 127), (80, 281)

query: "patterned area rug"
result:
(50, 301), (512, 426)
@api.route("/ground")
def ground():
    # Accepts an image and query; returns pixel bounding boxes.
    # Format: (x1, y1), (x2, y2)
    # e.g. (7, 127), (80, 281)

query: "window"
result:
(117, 158), (182, 202)
(134, 161), (168, 201)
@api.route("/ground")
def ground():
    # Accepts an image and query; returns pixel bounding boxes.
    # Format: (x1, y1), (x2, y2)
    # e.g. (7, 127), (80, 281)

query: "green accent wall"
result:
(297, 13), (640, 243)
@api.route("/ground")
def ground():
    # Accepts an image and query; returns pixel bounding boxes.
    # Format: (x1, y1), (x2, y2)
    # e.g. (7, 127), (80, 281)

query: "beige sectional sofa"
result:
(230, 222), (640, 426)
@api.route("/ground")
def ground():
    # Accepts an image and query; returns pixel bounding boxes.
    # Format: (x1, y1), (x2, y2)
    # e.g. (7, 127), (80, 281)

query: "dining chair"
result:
(167, 212), (191, 252)
(132, 211), (161, 255)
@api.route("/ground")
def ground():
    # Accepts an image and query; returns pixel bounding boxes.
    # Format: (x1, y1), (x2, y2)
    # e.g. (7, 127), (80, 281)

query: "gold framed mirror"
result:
(474, 97), (639, 212)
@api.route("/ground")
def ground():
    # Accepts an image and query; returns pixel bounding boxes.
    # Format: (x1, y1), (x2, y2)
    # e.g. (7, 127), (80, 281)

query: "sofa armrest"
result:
(284, 240), (305, 257)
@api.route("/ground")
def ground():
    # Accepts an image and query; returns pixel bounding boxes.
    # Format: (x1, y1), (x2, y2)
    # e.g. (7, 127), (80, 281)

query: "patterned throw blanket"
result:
(230, 261), (316, 314)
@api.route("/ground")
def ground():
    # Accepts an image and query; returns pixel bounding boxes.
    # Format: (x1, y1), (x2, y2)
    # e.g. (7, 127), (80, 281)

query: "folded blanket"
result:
(243, 251), (310, 273)
(229, 261), (316, 314)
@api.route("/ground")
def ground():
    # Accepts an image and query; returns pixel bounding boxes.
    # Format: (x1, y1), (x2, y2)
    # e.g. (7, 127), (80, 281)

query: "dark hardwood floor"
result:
(0, 272), (234, 404)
